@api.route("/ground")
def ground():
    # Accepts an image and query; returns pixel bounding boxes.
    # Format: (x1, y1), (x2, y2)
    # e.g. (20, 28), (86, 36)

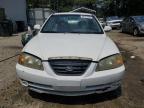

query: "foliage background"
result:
(27, 0), (144, 17)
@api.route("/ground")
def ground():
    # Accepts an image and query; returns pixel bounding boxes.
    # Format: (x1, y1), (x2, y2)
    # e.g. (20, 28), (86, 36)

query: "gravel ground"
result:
(0, 31), (144, 108)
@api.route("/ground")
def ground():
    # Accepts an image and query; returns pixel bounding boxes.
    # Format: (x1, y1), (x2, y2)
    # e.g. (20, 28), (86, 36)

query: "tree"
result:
(124, 0), (144, 16)
(74, 0), (96, 9)
(104, 0), (144, 16)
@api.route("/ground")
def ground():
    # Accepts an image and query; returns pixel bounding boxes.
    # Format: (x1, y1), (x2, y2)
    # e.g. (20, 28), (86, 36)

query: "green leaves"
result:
(27, 0), (97, 11)
(74, 0), (96, 4)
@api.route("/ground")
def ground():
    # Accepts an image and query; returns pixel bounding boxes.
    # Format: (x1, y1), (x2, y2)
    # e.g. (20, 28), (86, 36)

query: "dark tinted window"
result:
(133, 16), (144, 22)
(123, 18), (128, 22)
(106, 16), (119, 21)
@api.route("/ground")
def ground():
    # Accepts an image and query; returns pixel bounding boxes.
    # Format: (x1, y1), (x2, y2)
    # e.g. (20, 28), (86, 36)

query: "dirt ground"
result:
(0, 31), (144, 108)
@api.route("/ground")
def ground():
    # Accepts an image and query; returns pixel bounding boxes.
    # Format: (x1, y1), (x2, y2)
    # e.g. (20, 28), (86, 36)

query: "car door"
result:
(124, 18), (130, 32)
(126, 17), (133, 33)
(121, 18), (127, 32)
(129, 18), (135, 33)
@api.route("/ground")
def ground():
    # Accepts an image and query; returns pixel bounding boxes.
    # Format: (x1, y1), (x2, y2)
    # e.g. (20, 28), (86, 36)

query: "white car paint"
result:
(16, 12), (125, 96)
(23, 33), (118, 61)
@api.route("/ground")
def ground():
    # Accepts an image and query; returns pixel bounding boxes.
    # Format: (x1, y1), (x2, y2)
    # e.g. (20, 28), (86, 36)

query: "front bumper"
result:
(20, 79), (121, 96)
(16, 63), (125, 96)
(139, 29), (144, 34)
(107, 23), (121, 29)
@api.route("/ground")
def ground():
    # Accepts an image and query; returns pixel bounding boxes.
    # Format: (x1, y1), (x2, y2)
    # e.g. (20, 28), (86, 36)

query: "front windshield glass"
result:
(41, 14), (103, 34)
(99, 18), (104, 22)
(134, 16), (144, 22)
(106, 16), (119, 21)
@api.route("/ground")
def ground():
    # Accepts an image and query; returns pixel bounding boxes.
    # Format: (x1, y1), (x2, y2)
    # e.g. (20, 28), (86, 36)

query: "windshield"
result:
(41, 14), (103, 34)
(133, 16), (144, 22)
(98, 18), (104, 22)
(106, 16), (119, 21)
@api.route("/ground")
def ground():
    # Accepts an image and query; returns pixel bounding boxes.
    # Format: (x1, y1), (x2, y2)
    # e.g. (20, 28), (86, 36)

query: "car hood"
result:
(138, 22), (144, 27)
(23, 33), (119, 61)
(107, 20), (122, 23)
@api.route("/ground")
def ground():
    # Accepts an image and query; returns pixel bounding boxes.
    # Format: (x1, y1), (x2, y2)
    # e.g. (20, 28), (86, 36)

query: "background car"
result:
(106, 16), (123, 29)
(121, 16), (144, 36)
(98, 18), (106, 28)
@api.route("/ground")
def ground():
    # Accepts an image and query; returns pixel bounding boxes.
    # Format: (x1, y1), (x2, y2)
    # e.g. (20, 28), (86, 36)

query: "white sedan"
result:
(16, 12), (125, 96)
(106, 16), (123, 29)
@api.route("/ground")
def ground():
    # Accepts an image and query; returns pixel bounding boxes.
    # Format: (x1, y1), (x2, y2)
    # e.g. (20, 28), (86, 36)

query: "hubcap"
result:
(134, 29), (138, 36)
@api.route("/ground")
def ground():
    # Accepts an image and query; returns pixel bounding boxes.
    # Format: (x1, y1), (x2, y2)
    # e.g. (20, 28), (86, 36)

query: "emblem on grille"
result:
(65, 66), (73, 72)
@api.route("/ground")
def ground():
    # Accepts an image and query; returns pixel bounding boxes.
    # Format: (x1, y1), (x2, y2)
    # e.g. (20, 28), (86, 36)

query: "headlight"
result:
(140, 24), (144, 29)
(18, 53), (44, 70)
(107, 22), (112, 25)
(96, 54), (124, 71)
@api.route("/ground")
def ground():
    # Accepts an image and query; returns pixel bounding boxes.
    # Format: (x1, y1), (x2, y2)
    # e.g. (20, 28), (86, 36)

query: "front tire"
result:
(120, 27), (124, 33)
(133, 28), (139, 36)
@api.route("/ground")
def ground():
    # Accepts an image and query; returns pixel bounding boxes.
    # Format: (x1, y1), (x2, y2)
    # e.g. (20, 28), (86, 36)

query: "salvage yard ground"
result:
(0, 31), (144, 108)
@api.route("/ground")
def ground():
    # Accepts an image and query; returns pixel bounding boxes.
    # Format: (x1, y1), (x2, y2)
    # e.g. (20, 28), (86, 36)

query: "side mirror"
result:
(104, 26), (112, 32)
(34, 24), (41, 31)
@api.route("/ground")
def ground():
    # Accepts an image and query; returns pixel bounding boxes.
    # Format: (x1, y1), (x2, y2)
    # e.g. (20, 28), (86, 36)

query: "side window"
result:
(130, 18), (134, 23)
(123, 18), (129, 23)
(123, 18), (126, 22)
(127, 18), (131, 23)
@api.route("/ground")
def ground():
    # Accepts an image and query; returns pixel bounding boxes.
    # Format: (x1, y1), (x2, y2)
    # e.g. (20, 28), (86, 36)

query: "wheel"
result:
(133, 28), (139, 36)
(9, 32), (13, 36)
(120, 27), (124, 33)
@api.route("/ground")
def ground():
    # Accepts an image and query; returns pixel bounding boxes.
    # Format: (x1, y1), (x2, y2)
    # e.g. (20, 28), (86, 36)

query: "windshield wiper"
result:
(69, 32), (103, 34)
(41, 31), (103, 34)
(41, 31), (58, 33)
(41, 31), (73, 33)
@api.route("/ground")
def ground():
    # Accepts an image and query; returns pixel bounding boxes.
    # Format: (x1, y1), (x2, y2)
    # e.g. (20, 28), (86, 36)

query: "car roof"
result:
(131, 15), (144, 18)
(53, 12), (93, 16)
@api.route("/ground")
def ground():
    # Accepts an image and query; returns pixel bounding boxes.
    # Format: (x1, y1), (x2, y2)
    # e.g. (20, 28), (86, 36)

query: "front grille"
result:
(49, 59), (91, 76)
